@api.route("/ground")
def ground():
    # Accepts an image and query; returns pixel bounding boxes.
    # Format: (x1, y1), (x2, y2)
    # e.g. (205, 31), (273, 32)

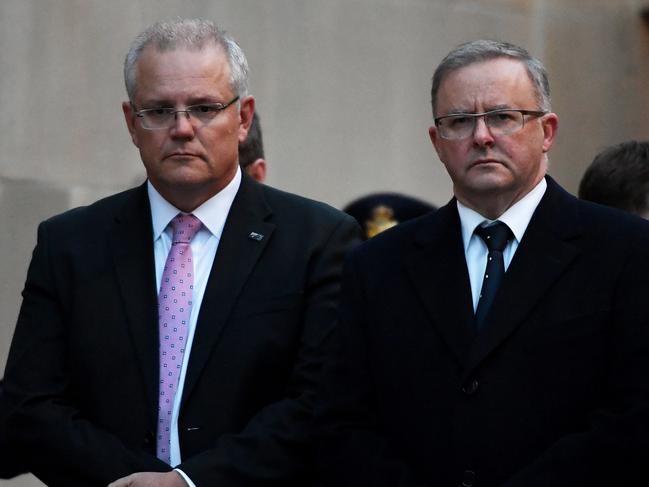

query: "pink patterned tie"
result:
(156, 213), (202, 464)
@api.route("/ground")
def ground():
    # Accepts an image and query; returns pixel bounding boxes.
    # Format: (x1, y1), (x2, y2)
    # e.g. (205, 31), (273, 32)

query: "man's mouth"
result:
(471, 158), (501, 167)
(166, 152), (200, 159)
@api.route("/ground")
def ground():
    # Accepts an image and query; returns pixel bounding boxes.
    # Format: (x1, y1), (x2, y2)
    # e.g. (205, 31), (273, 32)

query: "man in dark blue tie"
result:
(316, 40), (649, 486)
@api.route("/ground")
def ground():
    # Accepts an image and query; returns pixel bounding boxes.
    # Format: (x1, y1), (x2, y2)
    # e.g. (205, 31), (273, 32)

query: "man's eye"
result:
(147, 108), (173, 117)
(191, 105), (221, 113)
(448, 116), (471, 128)
(487, 111), (518, 127)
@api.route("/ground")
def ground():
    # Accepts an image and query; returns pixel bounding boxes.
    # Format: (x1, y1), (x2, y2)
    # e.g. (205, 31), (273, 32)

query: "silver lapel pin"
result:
(248, 232), (264, 241)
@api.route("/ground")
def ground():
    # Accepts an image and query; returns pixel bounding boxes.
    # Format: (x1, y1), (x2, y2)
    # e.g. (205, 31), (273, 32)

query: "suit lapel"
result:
(181, 176), (275, 403)
(109, 184), (159, 419)
(404, 202), (476, 366)
(462, 177), (582, 380)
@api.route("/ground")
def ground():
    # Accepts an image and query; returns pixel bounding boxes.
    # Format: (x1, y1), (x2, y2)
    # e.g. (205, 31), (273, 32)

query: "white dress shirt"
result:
(458, 177), (547, 312)
(147, 167), (241, 483)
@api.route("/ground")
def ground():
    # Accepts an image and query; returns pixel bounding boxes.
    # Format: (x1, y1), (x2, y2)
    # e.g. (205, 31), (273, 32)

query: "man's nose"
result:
(472, 116), (495, 147)
(170, 111), (195, 137)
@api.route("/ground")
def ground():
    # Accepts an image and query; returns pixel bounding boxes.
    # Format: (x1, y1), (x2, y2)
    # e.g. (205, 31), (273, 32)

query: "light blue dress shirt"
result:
(458, 177), (546, 312)
(147, 167), (242, 485)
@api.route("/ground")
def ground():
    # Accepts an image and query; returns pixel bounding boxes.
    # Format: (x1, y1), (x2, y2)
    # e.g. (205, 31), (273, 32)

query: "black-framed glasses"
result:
(434, 108), (547, 140)
(134, 96), (240, 130)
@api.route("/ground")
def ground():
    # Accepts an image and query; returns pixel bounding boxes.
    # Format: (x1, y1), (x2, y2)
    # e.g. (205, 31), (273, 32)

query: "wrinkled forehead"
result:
(133, 44), (232, 99)
(435, 58), (537, 113)
(137, 42), (227, 69)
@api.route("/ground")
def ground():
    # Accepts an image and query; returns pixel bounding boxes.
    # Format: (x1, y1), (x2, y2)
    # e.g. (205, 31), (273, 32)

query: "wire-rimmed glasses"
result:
(434, 108), (547, 140)
(134, 95), (240, 130)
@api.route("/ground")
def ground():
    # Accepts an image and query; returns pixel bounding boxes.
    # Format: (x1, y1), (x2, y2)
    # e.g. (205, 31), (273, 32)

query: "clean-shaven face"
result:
(429, 58), (557, 210)
(123, 44), (252, 206)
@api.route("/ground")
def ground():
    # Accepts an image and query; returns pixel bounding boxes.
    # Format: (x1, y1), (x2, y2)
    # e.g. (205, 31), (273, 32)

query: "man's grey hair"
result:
(124, 18), (249, 103)
(431, 40), (551, 116)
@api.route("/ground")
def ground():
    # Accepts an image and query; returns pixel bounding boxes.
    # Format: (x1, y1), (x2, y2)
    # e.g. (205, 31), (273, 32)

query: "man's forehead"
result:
(134, 44), (232, 99)
(139, 42), (226, 65)
(436, 58), (536, 110)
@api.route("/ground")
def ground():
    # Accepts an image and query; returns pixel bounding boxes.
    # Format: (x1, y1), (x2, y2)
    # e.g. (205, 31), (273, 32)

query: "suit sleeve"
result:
(2, 221), (170, 487)
(313, 250), (430, 487)
(177, 214), (361, 486)
(0, 379), (27, 479)
(500, 232), (649, 486)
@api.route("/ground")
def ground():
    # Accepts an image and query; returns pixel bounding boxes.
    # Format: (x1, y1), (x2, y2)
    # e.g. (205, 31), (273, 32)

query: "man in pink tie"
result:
(1, 18), (359, 487)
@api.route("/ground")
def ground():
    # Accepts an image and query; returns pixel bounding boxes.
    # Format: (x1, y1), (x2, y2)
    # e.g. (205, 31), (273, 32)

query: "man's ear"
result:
(238, 96), (255, 143)
(245, 159), (267, 183)
(122, 101), (140, 147)
(428, 125), (439, 150)
(541, 112), (559, 153)
(428, 125), (444, 158)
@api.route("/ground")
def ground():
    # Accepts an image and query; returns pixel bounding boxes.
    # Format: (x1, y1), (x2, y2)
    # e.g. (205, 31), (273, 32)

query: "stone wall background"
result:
(2, 1), (649, 485)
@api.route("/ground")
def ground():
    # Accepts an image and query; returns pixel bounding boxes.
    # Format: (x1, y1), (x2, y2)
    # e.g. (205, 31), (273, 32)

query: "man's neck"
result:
(153, 181), (229, 213)
(458, 193), (519, 220)
(148, 167), (242, 214)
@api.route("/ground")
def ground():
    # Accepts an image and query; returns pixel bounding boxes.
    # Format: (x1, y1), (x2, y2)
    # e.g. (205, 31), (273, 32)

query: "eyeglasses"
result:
(134, 96), (240, 130)
(434, 108), (547, 140)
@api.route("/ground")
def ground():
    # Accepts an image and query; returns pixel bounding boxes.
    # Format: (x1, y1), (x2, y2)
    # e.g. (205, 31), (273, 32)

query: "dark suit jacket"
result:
(1, 174), (359, 487)
(0, 379), (27, 479)
(316, 177), (649, 487)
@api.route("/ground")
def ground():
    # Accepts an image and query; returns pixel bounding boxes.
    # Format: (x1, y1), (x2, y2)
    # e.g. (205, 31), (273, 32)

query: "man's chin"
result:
(466, 172), (513, 192)
(163, 176), (212, 189)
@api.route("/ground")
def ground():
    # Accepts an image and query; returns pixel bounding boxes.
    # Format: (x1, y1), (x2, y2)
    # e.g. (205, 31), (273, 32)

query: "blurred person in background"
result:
(343, 192), (436, 240)
(579, 140), (649, 218)
(239, 111), (267, 182)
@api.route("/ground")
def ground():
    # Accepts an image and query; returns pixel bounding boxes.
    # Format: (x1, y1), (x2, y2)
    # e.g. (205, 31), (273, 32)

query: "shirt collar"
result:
(457, 177), (547, 252)
(148, 165), (242, 241)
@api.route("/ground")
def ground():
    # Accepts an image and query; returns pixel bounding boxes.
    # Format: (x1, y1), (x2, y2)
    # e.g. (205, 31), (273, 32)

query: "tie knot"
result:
(170, 213), (202, 244)
(474, 221), (511, 252)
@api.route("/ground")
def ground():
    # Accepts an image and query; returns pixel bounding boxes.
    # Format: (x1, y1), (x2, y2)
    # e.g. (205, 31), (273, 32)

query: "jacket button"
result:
(461, 469), (476, 486)
(461, 379), (479, 395)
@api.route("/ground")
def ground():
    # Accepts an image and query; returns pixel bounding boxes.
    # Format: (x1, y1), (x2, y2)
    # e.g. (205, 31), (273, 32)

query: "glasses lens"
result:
(438, 110), (529, 139)
(139, 109), (174, 129)
(485, 110), (524, 135)
(187, 105), (222, 124)
(138, 99), (237, 130)
(439, 115), (474, 140)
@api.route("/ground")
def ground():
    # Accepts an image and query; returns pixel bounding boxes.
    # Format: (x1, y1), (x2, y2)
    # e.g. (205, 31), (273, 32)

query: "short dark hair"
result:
(431, 39), (551, 117)
(239, 112), (264, 168)
(578, 140), (649, 215)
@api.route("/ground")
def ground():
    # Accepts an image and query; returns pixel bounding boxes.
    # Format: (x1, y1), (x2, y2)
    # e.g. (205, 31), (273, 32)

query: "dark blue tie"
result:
(474, 221), (512, 329)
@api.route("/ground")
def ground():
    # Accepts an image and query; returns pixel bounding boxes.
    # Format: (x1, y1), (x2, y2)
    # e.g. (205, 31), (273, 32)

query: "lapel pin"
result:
(248, 232), (264, 241)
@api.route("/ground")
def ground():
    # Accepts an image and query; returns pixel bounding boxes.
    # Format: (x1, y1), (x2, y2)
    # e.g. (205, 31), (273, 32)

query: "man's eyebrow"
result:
(138, 96), (225, 108)
(186, 96), (224, 105)
(484, 104), (512, 111)
(138, 98), (175, 108)
(443, 107), (473, 115)
(444, 104), (513, 115)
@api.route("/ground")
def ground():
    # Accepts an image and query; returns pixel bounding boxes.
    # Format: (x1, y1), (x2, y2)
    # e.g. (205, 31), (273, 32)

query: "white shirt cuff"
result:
(174, 468), (197, 487)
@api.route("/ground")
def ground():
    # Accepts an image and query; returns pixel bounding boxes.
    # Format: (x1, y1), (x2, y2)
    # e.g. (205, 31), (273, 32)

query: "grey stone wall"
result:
(2, 1), (649, 485)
